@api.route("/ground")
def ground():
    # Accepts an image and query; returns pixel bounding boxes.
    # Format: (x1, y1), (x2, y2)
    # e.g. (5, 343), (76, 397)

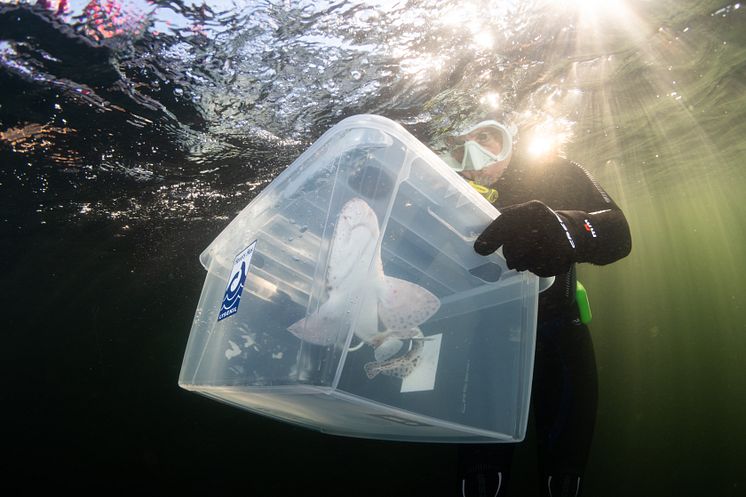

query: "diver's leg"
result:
(457, 443), (514, 497)
(533, 316), (598, 497)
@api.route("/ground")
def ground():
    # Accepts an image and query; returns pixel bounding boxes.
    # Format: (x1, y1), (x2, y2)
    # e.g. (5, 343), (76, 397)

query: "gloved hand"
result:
(474, 200), (578, 277)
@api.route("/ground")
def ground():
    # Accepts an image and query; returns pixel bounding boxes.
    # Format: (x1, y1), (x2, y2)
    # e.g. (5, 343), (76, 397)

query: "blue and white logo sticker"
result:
(218, 241), (257, 321)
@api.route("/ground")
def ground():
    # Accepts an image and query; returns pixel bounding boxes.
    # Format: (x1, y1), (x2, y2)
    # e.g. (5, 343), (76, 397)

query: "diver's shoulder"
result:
(511, 152), (576, 169)
(507, 153), (580, 182)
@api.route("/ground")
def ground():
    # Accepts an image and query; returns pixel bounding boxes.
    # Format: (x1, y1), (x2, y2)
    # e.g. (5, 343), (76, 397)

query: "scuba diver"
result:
(440, 119), (632, 497)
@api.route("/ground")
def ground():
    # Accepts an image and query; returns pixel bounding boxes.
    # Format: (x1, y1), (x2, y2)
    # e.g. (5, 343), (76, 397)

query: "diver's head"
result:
(441, 120), (513, 184)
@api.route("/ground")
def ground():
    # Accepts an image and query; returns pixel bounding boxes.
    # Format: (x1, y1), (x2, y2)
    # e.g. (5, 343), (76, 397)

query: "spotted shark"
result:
(287, 197), (440, 379)
(364, 327), (428, 379)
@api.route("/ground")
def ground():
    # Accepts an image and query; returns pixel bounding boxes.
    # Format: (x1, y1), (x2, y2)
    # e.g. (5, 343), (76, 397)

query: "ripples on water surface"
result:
(3, 0), (744, 224)
(2, 1), (746, 495)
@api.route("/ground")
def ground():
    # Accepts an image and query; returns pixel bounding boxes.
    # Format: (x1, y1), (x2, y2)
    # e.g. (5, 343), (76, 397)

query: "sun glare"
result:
(528, 133), (557, 158)
(480, 92), (501, 109)
(473, 31), (495, 49)
(524, 117), (575, 159)
(436, 3), (479, 27)
(548, 0), (641, 38)
(434, 2), (503, 50)
(552, 0), (626, 16)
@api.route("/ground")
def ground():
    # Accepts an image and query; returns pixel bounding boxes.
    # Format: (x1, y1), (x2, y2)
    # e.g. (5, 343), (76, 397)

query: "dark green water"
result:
(566, 7), (746, 494)
(2, 0), (746, 494)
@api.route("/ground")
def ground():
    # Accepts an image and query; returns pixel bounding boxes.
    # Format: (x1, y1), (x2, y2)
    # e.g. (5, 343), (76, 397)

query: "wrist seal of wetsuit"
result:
(474, 200), (579, 277)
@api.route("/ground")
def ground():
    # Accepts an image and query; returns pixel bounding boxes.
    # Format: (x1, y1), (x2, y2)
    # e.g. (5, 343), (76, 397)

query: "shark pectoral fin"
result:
(364, 336), (426, 380)
(378, 276), (441, 330)
(364, 361), (381, 379)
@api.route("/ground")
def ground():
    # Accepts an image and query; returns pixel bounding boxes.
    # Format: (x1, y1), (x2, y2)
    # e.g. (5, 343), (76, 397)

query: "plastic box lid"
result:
(179, 115), (539, 443)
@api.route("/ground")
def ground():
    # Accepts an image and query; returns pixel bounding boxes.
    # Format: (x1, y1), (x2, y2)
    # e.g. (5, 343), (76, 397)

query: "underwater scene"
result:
(2, 0), (745, 495)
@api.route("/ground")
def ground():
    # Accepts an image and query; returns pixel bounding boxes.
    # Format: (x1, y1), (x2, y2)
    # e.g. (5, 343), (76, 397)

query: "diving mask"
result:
(441, 120), (513, 172)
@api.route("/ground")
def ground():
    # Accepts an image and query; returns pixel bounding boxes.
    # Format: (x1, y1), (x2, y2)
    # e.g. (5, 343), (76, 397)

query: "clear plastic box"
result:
(178, 115), (539, 442)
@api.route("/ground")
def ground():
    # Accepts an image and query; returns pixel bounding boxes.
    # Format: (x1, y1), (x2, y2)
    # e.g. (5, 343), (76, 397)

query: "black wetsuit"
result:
(458, 156), (631, 497)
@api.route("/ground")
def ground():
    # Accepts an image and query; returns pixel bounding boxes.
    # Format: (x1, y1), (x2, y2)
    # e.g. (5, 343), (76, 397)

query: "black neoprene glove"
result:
(474, 200), (580, 277)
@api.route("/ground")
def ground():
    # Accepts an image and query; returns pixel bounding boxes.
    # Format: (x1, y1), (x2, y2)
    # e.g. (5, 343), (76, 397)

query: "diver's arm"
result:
(474, 160), (631, 277)
(553, 161), (632, 266)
